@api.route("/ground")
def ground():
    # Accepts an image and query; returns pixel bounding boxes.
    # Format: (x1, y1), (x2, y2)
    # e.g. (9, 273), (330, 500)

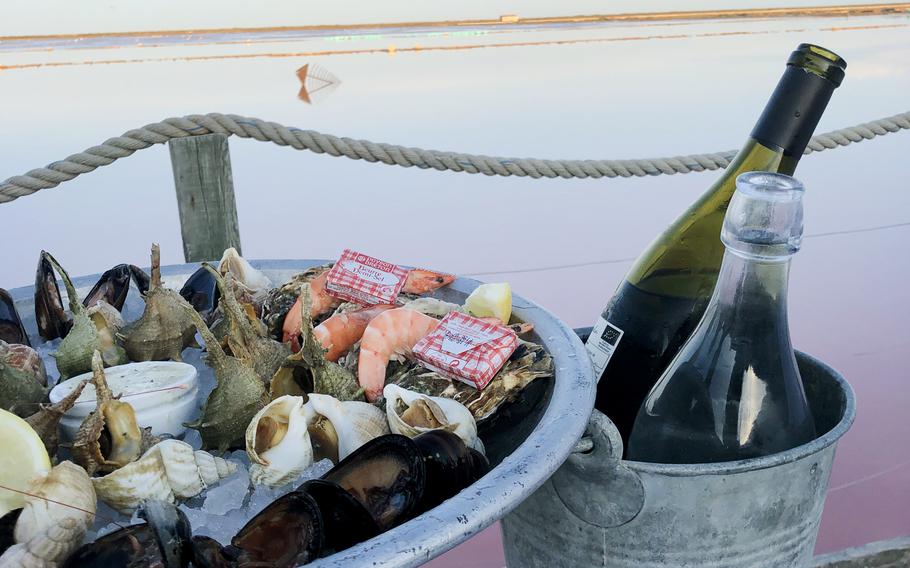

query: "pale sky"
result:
(2, 0), (883, 37)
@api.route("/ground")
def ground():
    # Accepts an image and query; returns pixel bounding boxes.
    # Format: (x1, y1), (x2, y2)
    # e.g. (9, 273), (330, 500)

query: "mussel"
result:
(320, 434), (426, 531)
(411, 429), (489, 515)
(82, 264), (150, 311)
(34, 251), (71, 341)
(0, 289), (30, 346)
(63, 501), (193, 568)
(179, 266), (220, 322)
(298, 479), (381, 556)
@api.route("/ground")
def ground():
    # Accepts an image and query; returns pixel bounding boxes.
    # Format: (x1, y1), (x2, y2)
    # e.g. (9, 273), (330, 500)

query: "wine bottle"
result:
(586, 44), (845, 446)
(626, 172), (815, 463)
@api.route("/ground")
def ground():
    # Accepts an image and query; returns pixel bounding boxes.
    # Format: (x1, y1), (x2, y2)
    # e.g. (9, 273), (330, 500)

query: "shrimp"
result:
(313, 304), (396, 361)
(357, 309), (440, 402)
(283, 267), (454, 351)
(282, 270), (341, 350)
(403, 269), (455, 294)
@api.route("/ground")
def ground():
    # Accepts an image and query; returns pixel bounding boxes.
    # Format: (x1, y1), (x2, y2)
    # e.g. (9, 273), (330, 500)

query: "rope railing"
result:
(1, 110), (908, 205)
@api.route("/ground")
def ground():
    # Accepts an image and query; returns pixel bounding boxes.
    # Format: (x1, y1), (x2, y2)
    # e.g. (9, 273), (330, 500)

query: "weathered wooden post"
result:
(168, 133), (241, 262)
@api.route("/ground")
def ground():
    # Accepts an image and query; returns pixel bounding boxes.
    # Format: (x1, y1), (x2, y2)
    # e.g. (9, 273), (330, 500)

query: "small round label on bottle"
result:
(585, 317), (624, 377)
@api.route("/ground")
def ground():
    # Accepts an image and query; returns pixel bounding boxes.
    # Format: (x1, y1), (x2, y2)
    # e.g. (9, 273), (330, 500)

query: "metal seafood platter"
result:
(6, 259), (596, 568)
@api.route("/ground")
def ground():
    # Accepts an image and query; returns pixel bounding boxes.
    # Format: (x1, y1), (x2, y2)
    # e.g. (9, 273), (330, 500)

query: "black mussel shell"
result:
(82, 264), (140, 311)
(321, 434), (426, 531)
(180, 266), (220, 321)
(0, 289), (29, 346)
(223, 490), (324, 568)
(299, 479), (381, 556)
(34, 251), (72, 341)
(129, 264), (151, 296)
(0, 509), (22, 556)
(190, 536), (234, 568)
(413, 430), (490, 515)
(63, 501), (192, 568)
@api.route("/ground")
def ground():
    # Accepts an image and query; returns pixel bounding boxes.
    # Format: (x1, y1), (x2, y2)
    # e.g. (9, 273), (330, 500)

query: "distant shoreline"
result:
(2, 2), (908, 43)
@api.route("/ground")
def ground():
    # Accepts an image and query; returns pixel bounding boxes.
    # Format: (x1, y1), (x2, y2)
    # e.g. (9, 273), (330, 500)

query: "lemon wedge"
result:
(464, 282), (513, 323)
(0, 408), (51, 517)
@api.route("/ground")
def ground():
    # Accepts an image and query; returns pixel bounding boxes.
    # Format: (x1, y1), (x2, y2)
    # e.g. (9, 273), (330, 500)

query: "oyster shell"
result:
(71, 352), (143, 476)
(25, 379), (89, 457)
(260, 264), (332, 340)
(400, 297), (464, 317)
(203, 264), (289, 386)
(182, 303), (269, 452)
(122, 244), (198, 362)
(392, 340), (554, 425)
(304, 393), (389, 463)
(92, 439), (236, 513)
(0, 461), (96, 568)
(0, 341), (47, 417)
(384, 384), (484, 454)
(42, 253), (128, 379)
(245, 395), (313, 487)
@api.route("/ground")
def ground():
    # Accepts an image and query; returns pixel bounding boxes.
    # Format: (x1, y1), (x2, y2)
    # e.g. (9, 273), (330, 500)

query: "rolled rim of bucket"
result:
(6, 258), (598, 568)
(624, 351), (856, 477)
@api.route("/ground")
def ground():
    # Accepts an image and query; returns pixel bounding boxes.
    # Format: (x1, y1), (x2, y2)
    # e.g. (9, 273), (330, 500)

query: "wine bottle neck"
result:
(750, 64), (839, 159)
(708, 250), (792, 327)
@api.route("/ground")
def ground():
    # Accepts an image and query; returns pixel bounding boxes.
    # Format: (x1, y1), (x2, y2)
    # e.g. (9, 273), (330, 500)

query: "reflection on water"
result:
(0, 13), (909, 562)
(296, 63), (341, 104)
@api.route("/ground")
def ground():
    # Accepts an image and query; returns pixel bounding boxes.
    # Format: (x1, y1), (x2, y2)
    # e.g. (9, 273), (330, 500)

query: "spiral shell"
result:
(303, 393), (389, 463)
(245, 395), (313, 487)
(92, 439), (236, 513)
(384, 384), (484, 454)
(0, 461), (96, 568)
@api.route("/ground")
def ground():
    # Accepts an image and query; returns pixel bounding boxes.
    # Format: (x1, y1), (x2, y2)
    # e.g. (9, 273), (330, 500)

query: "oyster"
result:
(270, 285), (362, 402)
(304, 393), (389, 464)
(63, 501), (193, 567)
(203, 264), (289, 386)
(384, 384), (484, 454)
(122, 244), (198, 362)
(0, 288), (30, 346)
(321, 434), (426, 531)
(183, 303), (269, 452)
(260, 264), (332, 341)
(92, 439), (236, 513)
(33, 251), (71, 342)
(42, 253), (128, 379)
(393, 340), (554, 425)
(0, 461), (96, 568)
(71, 352), (143, 476)
(25, 378), (89, 457)
(245, 395), (313, 487)
(0, 341), (47, 417)
(400, 296), (464, 317)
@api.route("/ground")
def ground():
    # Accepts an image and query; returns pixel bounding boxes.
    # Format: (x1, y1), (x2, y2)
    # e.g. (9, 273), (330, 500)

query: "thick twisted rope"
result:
(2, 111), (908, 204)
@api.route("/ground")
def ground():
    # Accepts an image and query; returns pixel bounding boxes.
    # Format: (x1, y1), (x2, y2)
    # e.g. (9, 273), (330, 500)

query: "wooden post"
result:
(169, 134), (241, 262)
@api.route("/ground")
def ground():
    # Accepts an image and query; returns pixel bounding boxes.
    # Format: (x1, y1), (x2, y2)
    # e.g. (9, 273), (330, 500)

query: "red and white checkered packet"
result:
(325, 249), (409, 305)
(413, 312), (518, 390)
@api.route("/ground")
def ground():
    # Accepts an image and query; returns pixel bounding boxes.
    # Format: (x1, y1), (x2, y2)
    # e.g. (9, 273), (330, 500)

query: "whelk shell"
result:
(384, 384), (484, 454)
(71, 352), (143, 476)
(92, 439), (236, 513)
(122, 244), (198, 362)
(0, 461), (95, 568)
(0, 341), (47, 417)
(245, 395), (313, 487)
(25, 379), (89, 457)
(304, 393), (389, 463)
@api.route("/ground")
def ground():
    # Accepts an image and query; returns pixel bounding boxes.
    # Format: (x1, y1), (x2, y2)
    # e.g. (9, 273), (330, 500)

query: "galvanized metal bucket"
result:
(5, 259), (597, 568)
(501, 351), (856, 567)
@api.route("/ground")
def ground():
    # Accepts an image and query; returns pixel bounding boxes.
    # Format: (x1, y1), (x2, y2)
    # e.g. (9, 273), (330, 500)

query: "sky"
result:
(2, 0), (892, 36)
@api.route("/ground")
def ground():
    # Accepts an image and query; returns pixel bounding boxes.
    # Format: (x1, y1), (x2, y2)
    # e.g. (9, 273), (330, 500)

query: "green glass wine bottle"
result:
(586, 44), (846, 447)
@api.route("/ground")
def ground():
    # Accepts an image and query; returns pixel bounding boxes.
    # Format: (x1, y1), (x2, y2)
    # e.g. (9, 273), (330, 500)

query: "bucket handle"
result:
(551, 410), (645, 528)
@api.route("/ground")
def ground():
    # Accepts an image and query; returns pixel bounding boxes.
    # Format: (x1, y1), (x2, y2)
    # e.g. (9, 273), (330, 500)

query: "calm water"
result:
(1, 13), (909, 563)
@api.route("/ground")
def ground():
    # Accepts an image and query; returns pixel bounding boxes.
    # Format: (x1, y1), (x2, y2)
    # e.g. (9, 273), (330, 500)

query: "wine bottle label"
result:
(585, 317), (624, 377)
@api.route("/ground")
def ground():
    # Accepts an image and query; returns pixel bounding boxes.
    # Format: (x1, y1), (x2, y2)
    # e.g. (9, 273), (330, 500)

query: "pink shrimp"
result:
(358, 309), (440, 401)
(403, 269), (455, 294)
(282, 271), (341, 350)
(313, 304), (396, 361)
